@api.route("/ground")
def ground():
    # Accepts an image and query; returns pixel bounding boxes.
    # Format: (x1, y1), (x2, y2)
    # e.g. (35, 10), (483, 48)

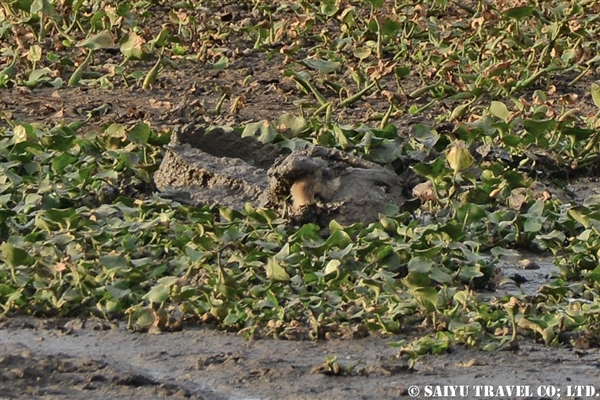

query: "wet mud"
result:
(2, 316), (600, 400)
(154, 126), (413, 226)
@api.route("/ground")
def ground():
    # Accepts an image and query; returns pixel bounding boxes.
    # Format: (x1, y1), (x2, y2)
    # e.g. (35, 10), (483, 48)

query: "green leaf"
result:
(41, 133), (76, 152)
(586, 266), (600, 283)
(211, 56), (229, 70)
(52, 152), (77, 174)
(157, 276), (180, 287)
(458, 265), (483, 281)
(77, 30), (115, 50)
(490, 247), (520, 258)
(562, 126), (594, 141)
(46, 233), (75, 245)
(584, 195), (600, 208)
(290, 223), (320, 242)
(523, 118), (557, 137)
(414, 287), (438, 312)
(449, 104), (469, 122)
(99, 254), (129, 269)
(439, 221), (465, 241)
(401, 271), (431, 289)
(329, 219), (345, 232)
(27, 45), (42, 63)
(323, 230), (352, 250)
(223, 308), (243, 325)
(503, 6), (535, 19)
(537, 230), (566, 242)
(265, 258), (290, 282)
(126, 123), (151, 144)
(276, 113), (307, 135)
(502, 135), (521, 147)
(30, 0), (54, 15)
(144, 283), (169, 304)
(43, 208), (76, 228)
(412, 157), (446, 180)
(381, 18), (402, 36)
(412, 124), (439, 149)
(0, 284), (15, 297)
(523, 217), (542, 233)
(148, 130), (172, 146)
(408, 256), (433, 273)
(527, 200), (544, 217)
(105, 123), (126, 139)
(456, 203), (486, 224)
(369, 141), (402, 164)
(332, 125), (351, 149)
(430, 267), (452, 284)
(4, 169), (23, 186)
(395, 66), (410, 78)
(591, 83), (600, 110)
(489, 101), (510, 122)
(568, 207), (589, 228)
(302, 58), (341, 74)
(107, 283), (131, 299)
(1, 242), (33, 267)
(241, 120), (277, 143)
(120, 32), (146, 60)
(149, 28), (172, 48)
(324, 259), (341, 274)
(353, 47), (371, 60)
(28, 67), (52, 83)
(136, 309), (156, 328)
(446, 146), (475, 173)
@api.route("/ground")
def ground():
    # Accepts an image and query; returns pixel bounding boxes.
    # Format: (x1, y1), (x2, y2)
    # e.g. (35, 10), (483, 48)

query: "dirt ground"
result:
(2, 314), (600, 400)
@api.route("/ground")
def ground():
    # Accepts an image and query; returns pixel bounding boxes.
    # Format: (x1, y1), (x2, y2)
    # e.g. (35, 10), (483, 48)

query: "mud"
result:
(154, 126), (272, 210)
(2, 316), (600, 400)
(155, 126), (412, 226)
(493, 252), (561, 299)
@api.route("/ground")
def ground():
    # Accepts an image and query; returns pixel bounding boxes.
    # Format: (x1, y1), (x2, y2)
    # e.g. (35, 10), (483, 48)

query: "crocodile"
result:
(154, 125), (414, 226)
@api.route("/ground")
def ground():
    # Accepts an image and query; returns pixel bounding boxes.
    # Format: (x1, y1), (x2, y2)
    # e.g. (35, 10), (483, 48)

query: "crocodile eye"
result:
(375, 181), (390, 193)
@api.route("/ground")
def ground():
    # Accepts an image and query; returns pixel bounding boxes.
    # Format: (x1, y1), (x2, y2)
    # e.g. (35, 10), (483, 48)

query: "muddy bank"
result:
(2, 316), (600, 400)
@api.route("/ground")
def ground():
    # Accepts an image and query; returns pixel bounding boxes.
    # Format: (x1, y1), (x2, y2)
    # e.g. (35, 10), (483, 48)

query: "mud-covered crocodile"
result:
(154, 125), (414, 226)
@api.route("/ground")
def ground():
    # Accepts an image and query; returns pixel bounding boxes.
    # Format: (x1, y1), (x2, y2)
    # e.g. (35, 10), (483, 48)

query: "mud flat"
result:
(2, 316), (600, 399)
